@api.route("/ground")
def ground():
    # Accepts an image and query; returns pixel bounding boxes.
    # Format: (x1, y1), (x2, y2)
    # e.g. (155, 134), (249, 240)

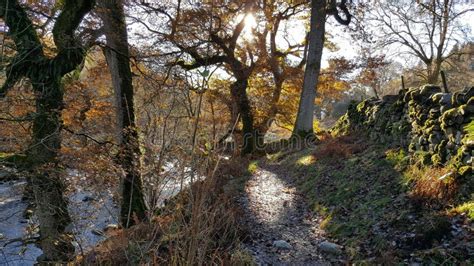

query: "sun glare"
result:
(236, 13), (257, 40)
(244, 14), (257, 29)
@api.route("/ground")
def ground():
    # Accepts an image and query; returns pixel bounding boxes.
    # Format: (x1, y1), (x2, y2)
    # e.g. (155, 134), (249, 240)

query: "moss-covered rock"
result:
(332, 85), (472, 170)
(458, 166), (472, 178)
(431, 154), (442, 166)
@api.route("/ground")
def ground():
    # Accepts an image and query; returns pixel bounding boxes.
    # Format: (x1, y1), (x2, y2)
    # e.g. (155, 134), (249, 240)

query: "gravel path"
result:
(239, 163), (344, 265)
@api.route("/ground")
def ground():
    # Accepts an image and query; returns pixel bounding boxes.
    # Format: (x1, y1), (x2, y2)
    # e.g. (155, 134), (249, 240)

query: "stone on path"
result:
(318, 241), (343, 254)
(273, 240), (292, 250)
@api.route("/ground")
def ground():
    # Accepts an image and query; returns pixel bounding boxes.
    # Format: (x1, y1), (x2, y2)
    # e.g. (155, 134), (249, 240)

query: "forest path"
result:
(239, 162), (343, 265)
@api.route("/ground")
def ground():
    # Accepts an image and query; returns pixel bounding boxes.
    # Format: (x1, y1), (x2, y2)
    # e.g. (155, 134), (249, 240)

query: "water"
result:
(0, 179), (43, 266)
(0, 163), (197, 265)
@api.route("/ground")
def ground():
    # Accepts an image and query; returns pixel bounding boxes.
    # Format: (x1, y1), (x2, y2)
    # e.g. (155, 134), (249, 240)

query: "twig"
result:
(62, 126), (116, 146)
(2, 236), (39, 247)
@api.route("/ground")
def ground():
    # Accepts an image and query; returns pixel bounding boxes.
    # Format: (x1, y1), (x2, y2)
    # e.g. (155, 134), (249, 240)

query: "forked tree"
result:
(0, 0), (95, 261)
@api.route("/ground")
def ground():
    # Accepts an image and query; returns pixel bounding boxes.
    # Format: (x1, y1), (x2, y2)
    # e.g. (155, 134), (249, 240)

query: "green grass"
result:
(385, 148), (409, 170)
(0, 152), (28, 167)
(449, 201), (474, 221)
(285, 145), (404, 254)
(247, 161), (258, 174)
(0, 152), (14, 158)
(278, 139), (471, 263)
(295, 154), (315, 166)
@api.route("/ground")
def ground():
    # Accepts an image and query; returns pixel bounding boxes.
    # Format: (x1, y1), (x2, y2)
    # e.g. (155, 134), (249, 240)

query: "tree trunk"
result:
(230, 78), (256, 155)
(427, 61), (441, 84)
(293, 0), (326, 138)
(255, 78), (284, 147)
(0, 0), (95, 262)
(99, 0), (147, 227)
(29, 78), (74, 262)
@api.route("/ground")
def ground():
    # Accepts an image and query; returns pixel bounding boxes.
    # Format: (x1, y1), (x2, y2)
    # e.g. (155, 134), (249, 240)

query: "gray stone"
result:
(0, 170), (17, 182)
(420, 84), (441, 96)
(440, 94), (452, 105)
(428, 133), (442, 145)
(455, 131), (462, 145)
(64, 223), (74, 233)
(440, 105), (448, 114)
(445, 127), (455, 137)
(446, 141), (455, 150)
(273, 240), (292, 250)
(0, 171), (6, 179)
(318, 241), (343, 254)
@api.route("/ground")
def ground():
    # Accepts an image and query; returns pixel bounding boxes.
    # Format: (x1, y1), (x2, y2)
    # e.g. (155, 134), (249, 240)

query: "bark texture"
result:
(230, 76), (255, 154)
(293, 0), (326, 138)
(0, 0), (94, 261)
(99, 0), (147, 227)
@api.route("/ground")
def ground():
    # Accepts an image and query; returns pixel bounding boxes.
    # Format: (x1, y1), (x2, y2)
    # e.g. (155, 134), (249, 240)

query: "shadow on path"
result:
(239, 160), (344, 265)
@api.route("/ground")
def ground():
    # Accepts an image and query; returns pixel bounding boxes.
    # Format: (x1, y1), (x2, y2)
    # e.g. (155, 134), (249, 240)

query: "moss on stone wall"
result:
(332, 85), (473, 176)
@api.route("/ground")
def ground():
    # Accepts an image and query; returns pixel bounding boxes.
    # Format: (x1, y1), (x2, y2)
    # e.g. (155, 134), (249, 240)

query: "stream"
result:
(0, 179), (42, 265)
(0, 162), (195, 266)
(0, 167), (119, 266)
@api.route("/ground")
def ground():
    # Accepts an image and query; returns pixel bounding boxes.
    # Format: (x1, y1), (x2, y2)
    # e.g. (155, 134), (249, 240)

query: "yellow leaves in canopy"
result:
(317, 74), (349, 103)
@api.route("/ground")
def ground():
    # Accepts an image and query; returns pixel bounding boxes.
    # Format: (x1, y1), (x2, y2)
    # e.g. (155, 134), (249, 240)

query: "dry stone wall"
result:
(333, 85), (473, 176)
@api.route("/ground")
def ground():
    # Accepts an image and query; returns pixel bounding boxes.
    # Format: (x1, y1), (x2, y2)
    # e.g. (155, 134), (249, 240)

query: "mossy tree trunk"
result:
(29, 77), (75, 262)
(0, 0), (95, 261)
(230, 76), (256, 155)
(98, 0), (147, 227)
